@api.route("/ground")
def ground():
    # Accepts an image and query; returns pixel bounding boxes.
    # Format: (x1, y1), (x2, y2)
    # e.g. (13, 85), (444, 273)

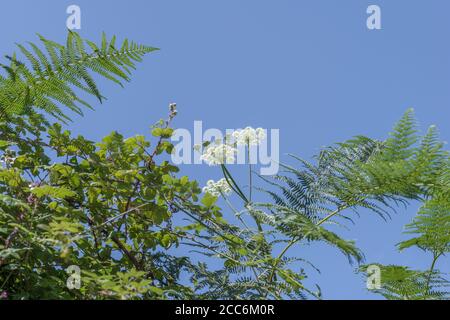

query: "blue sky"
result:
(1, 0), (448, 299)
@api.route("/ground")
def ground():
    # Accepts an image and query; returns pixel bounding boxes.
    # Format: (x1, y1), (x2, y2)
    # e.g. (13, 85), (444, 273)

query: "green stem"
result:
(425, 252), (442, 296)
(248, 143), (252, 202)
(222, 192), (250, 230)
(245, 143), (263, 232)
(265, 205), (348, 291)
(221, 165), (248, 203)
(316, 206), (346, 226)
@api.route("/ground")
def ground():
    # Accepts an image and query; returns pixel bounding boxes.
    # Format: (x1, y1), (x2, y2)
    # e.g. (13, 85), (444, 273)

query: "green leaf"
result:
(31, 185), (76, 199)
(201, 193), (217, 208)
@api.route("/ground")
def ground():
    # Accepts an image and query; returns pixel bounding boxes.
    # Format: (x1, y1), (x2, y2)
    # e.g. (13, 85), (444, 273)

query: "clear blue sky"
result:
(1, 0), (448, 299)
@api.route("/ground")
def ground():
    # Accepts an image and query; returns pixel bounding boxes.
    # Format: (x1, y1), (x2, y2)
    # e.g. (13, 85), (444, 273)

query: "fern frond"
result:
(362, 264), (449, 300)
(398, 195), (450, 254)
(0, 31), (158, 122)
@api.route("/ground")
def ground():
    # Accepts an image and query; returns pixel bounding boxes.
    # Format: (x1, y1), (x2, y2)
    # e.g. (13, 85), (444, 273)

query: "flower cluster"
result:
(200, 143), (237, 165)
(202, 178), (232, 197)
(232, 127), (266, 146)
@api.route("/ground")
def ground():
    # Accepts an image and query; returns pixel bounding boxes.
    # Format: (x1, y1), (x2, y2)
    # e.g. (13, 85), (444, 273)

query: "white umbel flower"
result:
(202, 178), (232, 197)
(200, 143), (236, 165)
(232, 127), (266, 146)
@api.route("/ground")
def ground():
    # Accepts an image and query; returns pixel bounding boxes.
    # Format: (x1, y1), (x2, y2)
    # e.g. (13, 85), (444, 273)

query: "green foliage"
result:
(261, 135), (397, 222)
(267, 109), (448, 222)
(361, 264), (448, 300)
(2, 105), (446, 300)
(399, 195), (450, 254)
(259, 109), (448, 299)
(353, 110), (449, 300)
(0, 34), (448, 300)
(0, 109), (211, 299)
(382, 108), (418, 161)
(0, 31), (158, 121)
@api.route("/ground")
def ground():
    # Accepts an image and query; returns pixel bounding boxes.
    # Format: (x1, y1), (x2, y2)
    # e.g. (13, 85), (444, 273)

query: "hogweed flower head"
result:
(232, 127), (266, 146)
(200, 143), (237, 165)
(202, 178), (232, 197)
